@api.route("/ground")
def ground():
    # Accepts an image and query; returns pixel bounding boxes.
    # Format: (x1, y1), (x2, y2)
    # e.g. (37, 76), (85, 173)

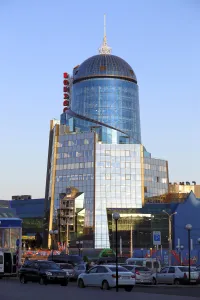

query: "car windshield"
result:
(78, 265), (85, 270)
(128, 261), (143, 266)
(178, 267), (192, 272)
(153, 262), (159, 269)
(39, 262), (61, 270)
(123, 266), (133, 271)
(59, 264), (73, 269)
(109, 267), (129, 272)
(136, 267), (150, 271)
(146, 262), (152, 268)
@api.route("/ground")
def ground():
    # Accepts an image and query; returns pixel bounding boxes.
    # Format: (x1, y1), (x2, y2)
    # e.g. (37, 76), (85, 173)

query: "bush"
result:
(83, 255), (89, 262)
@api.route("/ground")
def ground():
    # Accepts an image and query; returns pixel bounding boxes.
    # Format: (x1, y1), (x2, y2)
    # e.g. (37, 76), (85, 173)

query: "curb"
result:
(135, 284), (200, 288)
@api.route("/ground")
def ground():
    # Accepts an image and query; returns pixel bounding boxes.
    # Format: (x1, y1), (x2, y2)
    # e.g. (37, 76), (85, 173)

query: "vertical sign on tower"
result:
(63, 72), (70, 112)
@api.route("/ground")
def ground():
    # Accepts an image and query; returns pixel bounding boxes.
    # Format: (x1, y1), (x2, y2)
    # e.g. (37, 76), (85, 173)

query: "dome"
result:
(73, 54), (137, 83)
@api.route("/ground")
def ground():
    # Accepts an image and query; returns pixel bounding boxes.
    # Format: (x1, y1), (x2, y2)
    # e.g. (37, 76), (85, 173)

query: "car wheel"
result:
(174, 279), (180, 285)
(124, 286), (133, 292)
(39, 277), (47, 285)
(152, 277), (157, 285)
(61, 279), (68, 286)
(78, 279), (85, 288)
(20, 275), (27, 284)
(101, 280), (110, 290)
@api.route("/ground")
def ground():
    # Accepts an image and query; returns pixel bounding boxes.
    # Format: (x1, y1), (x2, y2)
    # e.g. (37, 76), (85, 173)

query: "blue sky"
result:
(0, 0), (199, 199)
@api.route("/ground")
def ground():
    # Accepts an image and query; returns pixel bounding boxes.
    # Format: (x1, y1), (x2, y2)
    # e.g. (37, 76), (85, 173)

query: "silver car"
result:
(123, 265), (152, 284)
(57, 263), (75, 280)
(74, 264), (86, 280)
(152, 266), (199, 285)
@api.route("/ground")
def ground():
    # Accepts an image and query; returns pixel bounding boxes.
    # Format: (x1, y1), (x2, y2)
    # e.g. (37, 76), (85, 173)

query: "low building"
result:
(0, 206), (22, 250)
(169, 182), (200, 198)
(0, 198), (45, 249)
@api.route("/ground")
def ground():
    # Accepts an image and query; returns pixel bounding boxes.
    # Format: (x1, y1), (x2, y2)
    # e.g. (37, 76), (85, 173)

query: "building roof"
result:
(73, 54), (137, 83)
(0, 200), (10, 208)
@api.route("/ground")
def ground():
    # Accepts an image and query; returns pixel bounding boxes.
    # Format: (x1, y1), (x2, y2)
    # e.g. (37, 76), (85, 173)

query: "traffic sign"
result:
(153, 231), (161, 245)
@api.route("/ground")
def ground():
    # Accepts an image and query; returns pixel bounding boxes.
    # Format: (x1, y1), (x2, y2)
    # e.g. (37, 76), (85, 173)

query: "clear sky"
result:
(0, 0), (199, 199)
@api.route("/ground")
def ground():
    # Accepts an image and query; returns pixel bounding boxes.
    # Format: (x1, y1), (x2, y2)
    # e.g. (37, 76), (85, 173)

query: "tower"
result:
(44, 17), (169, 250)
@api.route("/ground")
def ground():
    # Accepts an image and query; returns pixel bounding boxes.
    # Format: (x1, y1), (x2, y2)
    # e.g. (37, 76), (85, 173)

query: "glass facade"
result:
(0, 228), (21, 249)
(144, 157), (168, 200)
(107, 207), (171, 253)
(45, 52), (169, 249)
(53, 131), (95, 227)
(95, 144), (144, 248)
(71, 78), (141, 143)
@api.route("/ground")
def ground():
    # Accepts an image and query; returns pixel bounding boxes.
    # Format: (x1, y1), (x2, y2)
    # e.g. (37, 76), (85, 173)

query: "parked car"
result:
(48, 254), (83, 266)
(190, 267), (200, 283)
(57, 263), (76, 280)
(123, 265), (152, 284)
(125, 258), (161, 273)
(152, 266), (199, 285)
(19, 260), (68, 286)
(74, 263), (87, 279)
(77, 265), (135, 292)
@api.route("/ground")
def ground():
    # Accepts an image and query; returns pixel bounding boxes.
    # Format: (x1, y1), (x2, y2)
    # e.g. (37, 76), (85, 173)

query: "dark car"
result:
(48, 254), (83, 266)
(19, 260), (68, 286)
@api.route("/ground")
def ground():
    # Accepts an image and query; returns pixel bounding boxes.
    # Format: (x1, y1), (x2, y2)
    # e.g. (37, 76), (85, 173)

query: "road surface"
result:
(0, 278), (199, 300)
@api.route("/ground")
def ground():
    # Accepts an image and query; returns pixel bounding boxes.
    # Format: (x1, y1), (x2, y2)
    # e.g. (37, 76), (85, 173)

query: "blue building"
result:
(0, 199), (44, 244)
(125, 192), (200, 264)
(173, 192), (200, 264)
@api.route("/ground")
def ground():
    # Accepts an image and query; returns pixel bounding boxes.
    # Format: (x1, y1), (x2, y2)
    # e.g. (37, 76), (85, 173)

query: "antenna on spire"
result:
(104, 13), (106, 39)
(99, 14), (112, 55)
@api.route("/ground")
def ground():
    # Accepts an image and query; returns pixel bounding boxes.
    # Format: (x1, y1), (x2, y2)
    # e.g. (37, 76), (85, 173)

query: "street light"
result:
(49, 229), (58, 261)
(76, 240), (83, 256)
(185, 224), (192, 284)
(197, 238), (200, 264)
(162, 210), (177, 265)
(176, 245), (184, 265)
(113, 212), (120, 293)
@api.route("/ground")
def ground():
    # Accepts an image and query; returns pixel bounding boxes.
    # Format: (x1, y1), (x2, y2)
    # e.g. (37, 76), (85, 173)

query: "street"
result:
(0, 279), (200, 300)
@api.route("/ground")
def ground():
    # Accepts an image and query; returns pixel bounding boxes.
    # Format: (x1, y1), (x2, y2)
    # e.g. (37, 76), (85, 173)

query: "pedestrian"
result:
(86, 262), (90, 271)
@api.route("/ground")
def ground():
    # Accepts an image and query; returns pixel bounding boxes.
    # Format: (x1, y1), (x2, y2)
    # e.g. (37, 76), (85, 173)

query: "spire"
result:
(99, 14), (112, 55)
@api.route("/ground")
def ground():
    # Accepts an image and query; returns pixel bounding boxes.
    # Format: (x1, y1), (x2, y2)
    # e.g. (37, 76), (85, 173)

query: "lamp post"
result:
(176, 245), (184, 265)
(49, 229), (58, 261)
(163, 210), (177, 265)
(180, 245), (184, 265)
(76, 240), (83, 256)
(185, 224), (192, 284)
(113, 212), (120, 292)
(197, 238), (200, 264)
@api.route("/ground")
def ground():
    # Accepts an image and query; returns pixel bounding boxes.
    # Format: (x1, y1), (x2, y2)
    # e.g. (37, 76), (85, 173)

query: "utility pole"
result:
(168, 215), (172, 265)
(163, 210), (177, 265)
(120, 236), (122, 257)
(66, 221), (69, 254)
(130, 225), (133, 258)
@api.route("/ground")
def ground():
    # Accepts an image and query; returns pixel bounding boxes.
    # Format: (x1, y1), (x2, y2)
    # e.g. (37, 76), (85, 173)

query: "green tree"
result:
(83, 255), (89, 262)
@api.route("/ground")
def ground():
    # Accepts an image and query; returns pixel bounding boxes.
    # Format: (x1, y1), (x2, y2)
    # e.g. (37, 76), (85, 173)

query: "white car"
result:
(123, 265), (152, 284)
(152, 266), (199, 285)
(77, 265), (135, 292)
